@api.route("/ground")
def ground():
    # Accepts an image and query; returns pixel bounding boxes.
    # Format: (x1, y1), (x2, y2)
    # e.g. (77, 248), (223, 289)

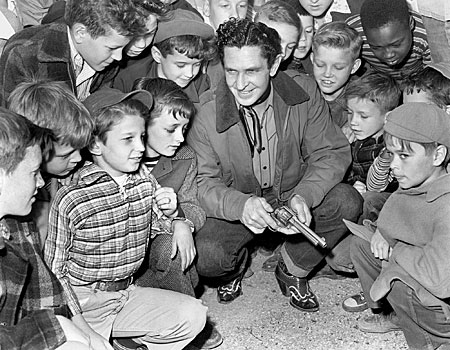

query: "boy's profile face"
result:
(299, 0), (333, 17)
(294, 15), (314, 59)
(95, 114), (145, 177)
(365, 20), (413, 67)
(74, 25), (131, 71)
(125, 15), (158, 58)
(41, 142), (82, 177)
(153, 49), (202, 88)
(347, 97), (385, 140)
(145, 108), (190, 158)
(256, 17), (299, 61)
(205, 0), (248, 30)
(312, 46), (360, 101)
(0, 145), (44, 216)
(386, 138), (440, 189)
(223, 45), (281, 107)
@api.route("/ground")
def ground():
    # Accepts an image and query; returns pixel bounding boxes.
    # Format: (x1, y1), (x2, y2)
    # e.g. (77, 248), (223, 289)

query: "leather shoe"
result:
(217, 276), (243, 304)
(190, 320), (223, 349)
(275, 260), (319, 312)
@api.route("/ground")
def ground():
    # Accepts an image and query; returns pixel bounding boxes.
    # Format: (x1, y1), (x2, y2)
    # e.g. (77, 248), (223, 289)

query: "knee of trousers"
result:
(195, 238), (247, 278)
(349, 235), (371, 266)
(178, 297), (208, 338)
(323, 183), (363, 221)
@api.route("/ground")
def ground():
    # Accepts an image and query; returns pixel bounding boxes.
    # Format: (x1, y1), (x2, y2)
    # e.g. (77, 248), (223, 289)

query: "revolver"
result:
(270, 206), (327, 248)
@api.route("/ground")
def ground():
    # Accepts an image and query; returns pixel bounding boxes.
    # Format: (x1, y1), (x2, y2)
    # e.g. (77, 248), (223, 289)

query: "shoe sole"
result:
(357, 325), (401, 333)
(289, 299), (319, 312)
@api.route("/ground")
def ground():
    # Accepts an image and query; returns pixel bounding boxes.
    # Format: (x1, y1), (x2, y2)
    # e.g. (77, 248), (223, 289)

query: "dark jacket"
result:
(0, 22), (117, 106)
(150, 145), (206, 231)
(0, 218), (69, 350)
(112, 55), (210, 107)
(187, 70), (351, 220)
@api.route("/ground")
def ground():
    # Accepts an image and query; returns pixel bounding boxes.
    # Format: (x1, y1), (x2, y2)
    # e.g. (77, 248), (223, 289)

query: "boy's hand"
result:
(155, 186), (178, 217)
(353, 180), (367, 194)
(171, 221), (196, 271)
(370, 229), (391, 261)
(341, 123), (356, 143)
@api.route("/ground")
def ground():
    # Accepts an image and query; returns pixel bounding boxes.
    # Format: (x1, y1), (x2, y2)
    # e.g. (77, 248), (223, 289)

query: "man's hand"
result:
(341, 123), (356, 143)
(171, 221), (196, 271)
(241, 196), (278, 233)
(155, 186), (178, 217)
(290, 195), (312, 226)
(370, 229), (391, 260)
(353, 180), (367, 194)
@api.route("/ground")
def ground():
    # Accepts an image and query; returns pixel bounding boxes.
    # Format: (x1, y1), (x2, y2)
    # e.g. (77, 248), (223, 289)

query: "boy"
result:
(311, 21), (362, 127)
(346, 0), (432, 84)
(284, 2), (314, 75)
(0, 0), (149, 105)
(350, 103), (450, 349)
(113, 9), (215, 106)
(44, 88), (207, 350)
(7, 80), (94, 244)
(0, 108), (91, 350)
(328, 71), (400, 286)
(200, 0), (248, 30)
(254, 0), (300, 61)
(403, 62), (450, 113)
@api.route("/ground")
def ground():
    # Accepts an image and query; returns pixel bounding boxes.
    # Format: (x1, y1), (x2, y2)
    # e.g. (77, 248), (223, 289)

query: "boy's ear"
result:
(433, 145), (447, 167)
(203, 0), (210, 17)
(151, 46), (162, 64)
(71, 23), (89, 44)
(351, 58), (362, 74)
(89, 138), (103, 157)
(409, 16), (415, 31)
(269, 54), (283, 77)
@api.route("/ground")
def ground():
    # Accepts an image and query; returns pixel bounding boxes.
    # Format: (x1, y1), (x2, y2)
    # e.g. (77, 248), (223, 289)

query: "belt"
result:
(92, 276), (133, 292)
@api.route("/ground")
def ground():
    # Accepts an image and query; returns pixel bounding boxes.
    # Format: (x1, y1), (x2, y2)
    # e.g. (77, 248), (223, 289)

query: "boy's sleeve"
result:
(390, 202), (450, 299)
(0, 310), (66, 350)
(44, 191), (83, 315)
(366, 149), (394, 192)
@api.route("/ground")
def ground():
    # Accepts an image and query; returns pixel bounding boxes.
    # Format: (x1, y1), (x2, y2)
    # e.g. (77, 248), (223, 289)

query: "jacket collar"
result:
(79, 161), (150, 186)
(36, 23), (71, 63)
(215, 70), (310, 133)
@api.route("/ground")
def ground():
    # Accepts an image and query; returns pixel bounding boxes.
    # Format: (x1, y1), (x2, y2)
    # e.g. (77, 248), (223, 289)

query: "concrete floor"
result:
(200, 253), (408, 350)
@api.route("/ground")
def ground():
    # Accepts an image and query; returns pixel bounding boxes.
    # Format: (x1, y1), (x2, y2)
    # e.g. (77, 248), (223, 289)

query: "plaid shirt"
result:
(1, 218), (67, 350)
(345, 135), (384, 185)
(44, 162), (173, 315)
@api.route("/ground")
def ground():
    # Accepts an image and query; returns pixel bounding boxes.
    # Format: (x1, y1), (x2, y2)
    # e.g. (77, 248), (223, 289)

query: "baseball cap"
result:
(154, 9), (215, 44)
(384, 102), (450, 149)
(83, 88), (153, 116)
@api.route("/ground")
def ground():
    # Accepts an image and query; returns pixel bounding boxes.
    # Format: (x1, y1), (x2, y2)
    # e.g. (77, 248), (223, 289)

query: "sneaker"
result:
(342, 292), (368, 312)
(217, 276), (243, 304)
(358, 312), (401, 333)
(190, 320), (223, 349)
(112, 338), (147, 350)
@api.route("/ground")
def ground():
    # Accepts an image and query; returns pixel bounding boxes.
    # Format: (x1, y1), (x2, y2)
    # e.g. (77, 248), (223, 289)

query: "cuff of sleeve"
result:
(171, 217), (194, 233)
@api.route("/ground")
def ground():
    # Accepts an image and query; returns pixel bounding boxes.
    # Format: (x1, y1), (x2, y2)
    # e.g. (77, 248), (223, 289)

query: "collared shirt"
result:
(346, 11), (431, 83)
(44, 162), (173, 315)
(246, 87), (278, 189)
(67, 28), (95, 101)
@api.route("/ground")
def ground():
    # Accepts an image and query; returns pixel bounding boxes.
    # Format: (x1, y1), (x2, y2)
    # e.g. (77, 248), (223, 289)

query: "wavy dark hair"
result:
(217, 17), (282, 67)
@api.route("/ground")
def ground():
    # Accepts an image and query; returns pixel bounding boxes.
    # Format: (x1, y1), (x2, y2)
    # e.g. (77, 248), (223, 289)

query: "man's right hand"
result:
(241, 196), (279, 233)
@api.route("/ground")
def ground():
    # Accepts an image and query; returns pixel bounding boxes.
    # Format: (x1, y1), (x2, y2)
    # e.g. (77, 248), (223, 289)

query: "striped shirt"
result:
(366, 149), (395, 192)
(346, 11), (432, 82)
(44, 162), (172, 315)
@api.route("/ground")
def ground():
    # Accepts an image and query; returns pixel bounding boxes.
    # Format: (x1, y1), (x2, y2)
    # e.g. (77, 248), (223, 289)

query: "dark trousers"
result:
(195, 183), (362, 283)
(282, 183), (363, 277)
(351, 235), (450, 349)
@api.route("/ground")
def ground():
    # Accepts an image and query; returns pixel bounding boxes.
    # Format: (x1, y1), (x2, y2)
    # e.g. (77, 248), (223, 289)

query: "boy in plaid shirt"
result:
(44, 88), (206, 350)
